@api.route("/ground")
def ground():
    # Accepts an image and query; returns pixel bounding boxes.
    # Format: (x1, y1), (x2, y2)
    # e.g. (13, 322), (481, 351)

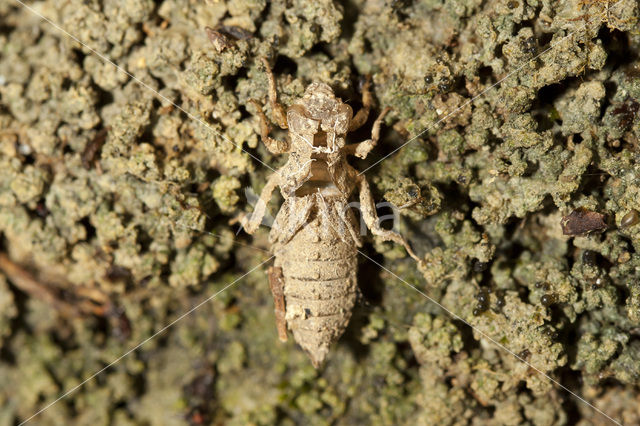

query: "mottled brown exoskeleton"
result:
(242, 59), (421, 367)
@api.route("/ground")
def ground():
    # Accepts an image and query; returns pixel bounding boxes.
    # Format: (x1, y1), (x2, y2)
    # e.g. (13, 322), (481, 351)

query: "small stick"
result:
(0, 253), (79, 317)
(82, 126), (110, 170)
(0, 253), (112, 317)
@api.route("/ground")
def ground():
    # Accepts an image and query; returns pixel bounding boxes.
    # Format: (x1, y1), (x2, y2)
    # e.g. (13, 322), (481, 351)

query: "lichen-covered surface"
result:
(0, 0), (639, 424)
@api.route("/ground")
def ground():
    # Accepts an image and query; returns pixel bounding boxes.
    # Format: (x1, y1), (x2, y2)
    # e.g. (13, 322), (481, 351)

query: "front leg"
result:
(261, 57), (288, 130)
(248, 99), (289, 155)
(356, 174), (422, 264)
(343, 107), (389, 159)
(349, 76), (373, 132)
(241, 172), (280, 234)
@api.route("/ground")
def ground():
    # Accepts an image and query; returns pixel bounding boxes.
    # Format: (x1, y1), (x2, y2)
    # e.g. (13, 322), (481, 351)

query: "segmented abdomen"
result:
(274, 215), (357, 367)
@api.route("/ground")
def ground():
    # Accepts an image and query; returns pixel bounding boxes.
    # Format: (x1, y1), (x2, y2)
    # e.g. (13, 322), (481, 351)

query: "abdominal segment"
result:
(273, 207), (358, 368)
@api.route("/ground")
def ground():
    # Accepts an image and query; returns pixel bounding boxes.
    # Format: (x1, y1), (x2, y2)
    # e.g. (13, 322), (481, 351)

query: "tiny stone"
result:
(621, 209), (639, 228)
(438, 81), (451, 92)
(561, 208), (607, 236)
(541, 294), (555, 306)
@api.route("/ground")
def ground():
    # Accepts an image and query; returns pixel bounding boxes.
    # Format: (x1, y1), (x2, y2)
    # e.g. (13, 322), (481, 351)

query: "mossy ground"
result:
(0, 0), (639, 424)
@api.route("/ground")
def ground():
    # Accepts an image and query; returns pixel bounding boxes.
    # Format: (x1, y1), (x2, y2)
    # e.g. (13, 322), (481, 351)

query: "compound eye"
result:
(287, 105), (319, 135)
(322, 104), (352, 134)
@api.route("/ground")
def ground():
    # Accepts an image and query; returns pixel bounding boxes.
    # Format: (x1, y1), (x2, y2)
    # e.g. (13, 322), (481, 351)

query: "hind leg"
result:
(268, 266), (288, 342)
(356, 174), (423, 265)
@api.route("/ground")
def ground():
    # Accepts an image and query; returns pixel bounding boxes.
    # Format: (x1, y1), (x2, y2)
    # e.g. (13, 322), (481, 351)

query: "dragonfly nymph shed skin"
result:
(242, 58), (422, 368)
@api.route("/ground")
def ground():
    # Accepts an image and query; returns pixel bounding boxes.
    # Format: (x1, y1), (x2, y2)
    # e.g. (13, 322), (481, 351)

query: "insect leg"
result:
(356, 174), (423, 264)
(261, 57), (288, 130)
(348, 76), (373, 132)
(268, 266), (288, 342)
(248, 99), (289, 154)
(241, 172), (280, 234)
(343, 107), (390, 159)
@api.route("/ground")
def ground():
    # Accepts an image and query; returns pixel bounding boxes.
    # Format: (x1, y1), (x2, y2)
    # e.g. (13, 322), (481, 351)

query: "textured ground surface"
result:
(0, 0), (639, 424)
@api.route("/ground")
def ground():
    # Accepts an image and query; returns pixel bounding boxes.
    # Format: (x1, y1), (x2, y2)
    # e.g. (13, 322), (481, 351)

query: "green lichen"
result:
(0, 0), (639, 424)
